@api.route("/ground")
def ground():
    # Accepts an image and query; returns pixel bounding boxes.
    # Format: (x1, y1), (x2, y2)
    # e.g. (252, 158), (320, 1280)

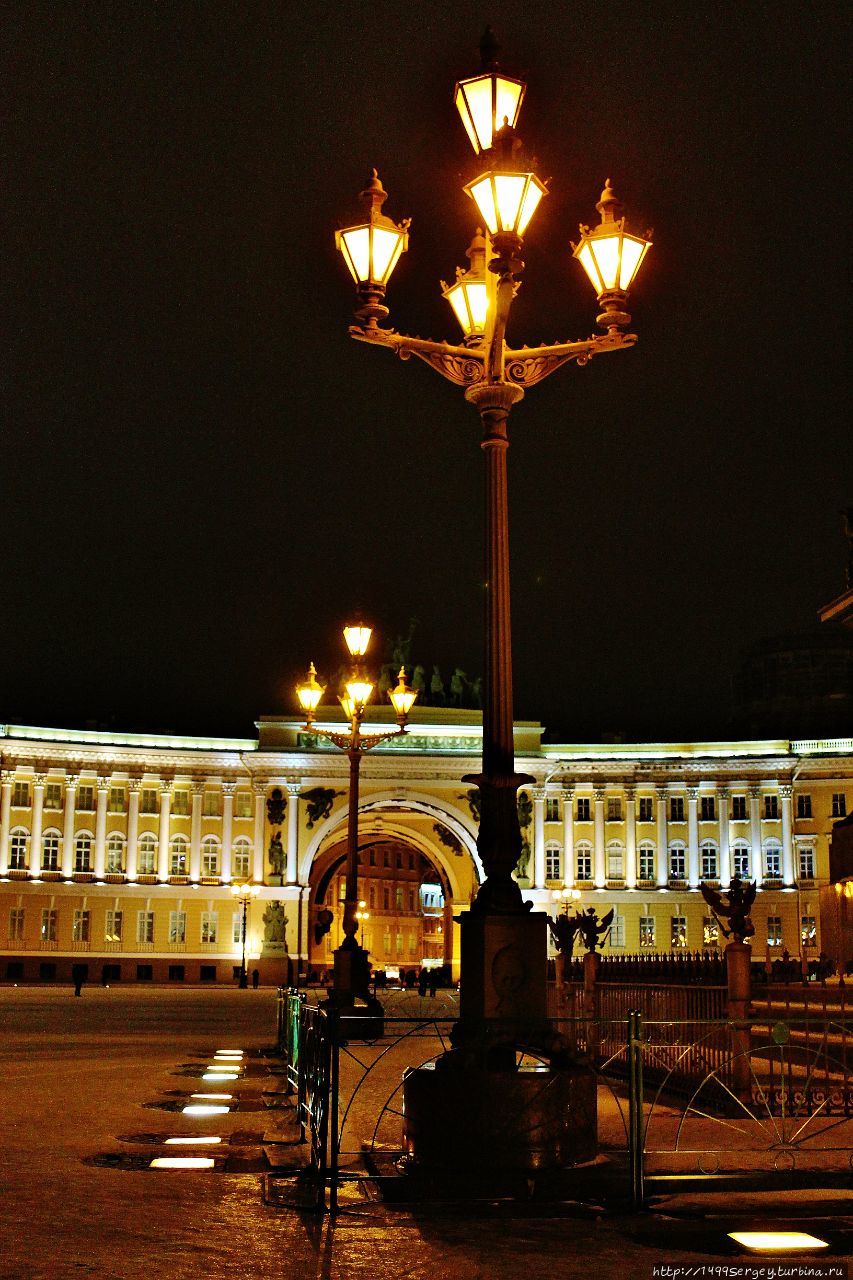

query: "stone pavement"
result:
(0, 986), (849, 1280)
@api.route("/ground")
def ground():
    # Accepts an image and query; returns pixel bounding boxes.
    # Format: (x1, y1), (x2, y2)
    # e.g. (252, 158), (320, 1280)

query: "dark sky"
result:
(2, 1), (850, 743)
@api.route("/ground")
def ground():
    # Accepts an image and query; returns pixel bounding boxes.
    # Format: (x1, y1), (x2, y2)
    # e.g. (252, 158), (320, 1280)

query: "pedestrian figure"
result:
(417, 967), (428, 997)
(72, 964), (85, 997)
(252, 968), (260, 989)
(428, 970), (438, 998)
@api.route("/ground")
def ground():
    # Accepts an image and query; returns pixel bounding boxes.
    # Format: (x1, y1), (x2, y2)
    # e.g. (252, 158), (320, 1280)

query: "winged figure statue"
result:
(700, 874), (756, 944)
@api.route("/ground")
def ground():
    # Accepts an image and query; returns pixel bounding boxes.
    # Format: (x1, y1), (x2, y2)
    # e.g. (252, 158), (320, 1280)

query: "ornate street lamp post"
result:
(335, 32), (651, 1043)
(230, 881), (259, 990)
(297, 625), (417, 1008)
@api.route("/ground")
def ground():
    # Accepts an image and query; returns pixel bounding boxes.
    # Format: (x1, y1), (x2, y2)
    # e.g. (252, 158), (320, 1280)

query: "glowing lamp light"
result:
(343, 624), (372, 657)
(388, 667), (418, 723)
(165, 1136), (222, 1145)
(191, 1093), (231, 1101)
(728, 1231), (829, 1253)
(203, 1072), (238, 1081)
(572, 180), (652, 330)
(150, 1157), (215, 1170)
(454, 71), (525, 155)
(442, 229), (489, 339)
(335, 171), (408, 289)
(182, 1104), (229, 1116)
(465, 170), (547, 239)
(341, 678), (374, 721)
(296, 662), (325, 722)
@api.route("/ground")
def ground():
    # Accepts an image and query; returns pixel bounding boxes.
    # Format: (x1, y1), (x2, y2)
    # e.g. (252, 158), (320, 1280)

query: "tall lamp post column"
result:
(297, 625), (417, 1010)
(231, 881), (259, 990)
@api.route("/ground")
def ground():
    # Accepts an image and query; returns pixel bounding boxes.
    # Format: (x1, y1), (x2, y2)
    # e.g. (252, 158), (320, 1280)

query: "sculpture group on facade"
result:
(549, 906), (615, 956)
(700, 875), (757, 944)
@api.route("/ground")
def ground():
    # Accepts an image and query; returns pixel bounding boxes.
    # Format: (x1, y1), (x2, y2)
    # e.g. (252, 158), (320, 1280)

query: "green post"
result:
(627, 1008), (645, 1209)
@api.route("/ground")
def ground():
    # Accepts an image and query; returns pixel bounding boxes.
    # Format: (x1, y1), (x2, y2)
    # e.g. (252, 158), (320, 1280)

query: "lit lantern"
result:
(572, 179), (652, 331)
(343, 624), (372, 657)
(296, 662), (325, 723)
(454, 25), (526, 154)
(441, 229), (489, 340)
(335, 171), (410, 327)
(388, 667), (418, 723)
(464, 169), (547, 240)
(340, 677), (374, 722)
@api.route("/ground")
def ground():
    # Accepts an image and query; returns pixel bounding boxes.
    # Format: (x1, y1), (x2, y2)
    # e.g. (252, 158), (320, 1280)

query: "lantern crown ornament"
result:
(572, 178), (653, 332)
(335, 170), (410, 328)
(454, 26), (527, 156)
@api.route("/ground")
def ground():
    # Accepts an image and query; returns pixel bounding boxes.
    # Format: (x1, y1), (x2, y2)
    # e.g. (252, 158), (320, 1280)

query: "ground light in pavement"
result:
(203, 1072), (238, 1081)
(728, 1230), (830, 1252)
(182, 1104), (229, 1116)
(191, 1093), (232, 1101)
(149, 1157), (216, 1170)
(214, 1050), (243, 1058)
(164, 1137), (223, 1146)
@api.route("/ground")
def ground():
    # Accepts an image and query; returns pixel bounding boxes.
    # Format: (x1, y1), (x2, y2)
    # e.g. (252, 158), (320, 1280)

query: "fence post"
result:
(583, 950), (600, 1061)
(725, 940), (752, 1102)
(327, 1009), (340, 1214)
(627, 1008), (645, 1209)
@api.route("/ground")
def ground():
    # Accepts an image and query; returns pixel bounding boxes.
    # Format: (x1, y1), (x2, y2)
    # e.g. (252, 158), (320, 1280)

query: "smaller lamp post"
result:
(231, 881), (260, 990)
(297, 624), (417, 1007)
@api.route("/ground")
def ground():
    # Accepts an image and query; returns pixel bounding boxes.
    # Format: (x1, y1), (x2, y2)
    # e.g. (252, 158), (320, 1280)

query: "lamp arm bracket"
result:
(300, 722), (408, 752)
(357, 725), (408, 752)
(349, 326), (485, 386)
(503, 332), (637, 387)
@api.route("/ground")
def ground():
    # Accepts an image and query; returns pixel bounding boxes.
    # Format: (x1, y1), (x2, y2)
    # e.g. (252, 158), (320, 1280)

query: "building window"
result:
(638, 797), (654, 822)
(639, 916), (655, 948)
(409, 929), (417, 958)
(606, 842), (624, 880)
(801, 916), (817, 949)
(832, 793), (847, 818)
(764, 795), (779, 820)
(796, 794), (812, 819)
(108, 788), (125, 814)
(201, 912), (218, 944)
(610, 913), (625, 948)
(171, 790), (190, 816)
(383, 850), (390, 868)
(106, 835), (124, 874)
(232, 841), (252, 879)
(670, 797), (685, 822)
(232, 913), (243, 945)
(169, 911), (187, 944)
(668, 845), (686, 881)
(408, 887), (416, 912)
(368, 850), (376, 867)
(42, 832), (61, 871)
(203, 791), (221, 817)
(12, 780), (30, 807)
(9, 908), (24, 940)
(74, 835), (92, 873)
(545, 842), (562, 881)
(9, 831), (29, 870)
(576, 797), (591, 822)
(798, 847), (815, 879)
(105, 910), (122, 942)
(732, 844), (750, 878)
(576, 844), (592, 881)
(731, 796), (747, 820)
(44, 782), (63, 810)
(607, 797), (622, 822)
(700, 842), (718, 880)
(764, 843), (782, 879)
(671, 917), (687, 949)
(383, 887), (390, 910)
(235, 791), (253, 818)
(41, 908), (57, 942)
(138, 834), (157, 874)
(201, 838), (220, 877)
(140, 788), (158, 815)
(395, 886), (404, 910)
(638, 844), (655, 881)
(368, 886), (376, 909)
(702, 916), (719, 948)
(72, 910), (90, 943)
(767, 916), (782, 947)
(77, 785), (95, 812)
(700, 796), (716, 822)
(395, 851), (403, 870)
(545, 797), (560, 823)
(169, 837), (188, 876)
(137, 911), (154, 944)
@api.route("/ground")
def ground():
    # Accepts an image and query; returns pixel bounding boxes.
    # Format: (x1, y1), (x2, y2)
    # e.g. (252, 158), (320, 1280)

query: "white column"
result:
(157, 780), (173, 881)
(0, 772), (13, 875)
(126, 779), (141, 881)
(30, 773), (46, 875)
(718, 785), (731, 888)
(656, 786), (668, 886)
(780, 783), (795, 886)
(593, 786), (606, 888)
(93, 777), (109, 879)
(252, 780), (266, 883)
(687, 786), (700, 888)
(61, 774), (78, 878)
(562, 787), (574, 889)
(221, 780), (235, 883)
(285, 782), (300, 885)
(532, 787), (546, 889)
(749, 785), (763, 888)
(625, 785), (637, 889)
(189, 779), (204, 882)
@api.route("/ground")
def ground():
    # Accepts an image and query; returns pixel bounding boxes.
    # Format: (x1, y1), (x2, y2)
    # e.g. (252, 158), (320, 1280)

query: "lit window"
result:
(137, 911), (154, 944)
(671, 917), (687, 949)
(232, 913), (243, 945)
(72, 910), (90, 943)
(545, 842), (562, 881)
(702, 916), (719, 948)
(700, 842), (718, 880)
(767, 916), (782, 947)
(668, 845), (686, 881)
(41, 908), (57, 941)
(609, 913), (625, 948)
(137, 834), (157, 874)
(639, 916), (655, 948)
(801, 916), (816, 949)
(105, 910), (123, 942)
(201, 912), (218, 944)
(732, 844), (750, 878)
(764, 844), (782, 879)
(169, 911), (187, 944)
(106, 835), (124, 874)
(201, 838), (220, 877)
(638, 844), (655, 881)
(169, 837), (188, 876)
(606, 843), (624, 880)
(9, 830), (29, 870)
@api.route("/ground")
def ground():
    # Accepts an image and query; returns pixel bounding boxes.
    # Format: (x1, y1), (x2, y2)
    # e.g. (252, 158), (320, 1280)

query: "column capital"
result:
(127, 776), (143, 794)
(717, 783), (730, 797)
(191, 778), (206, 796)
(748, 784), (761, 799)
(532, 786), (547, 802)
(687, 786), (700, 801)
(97, 776), (111, 792)
(252, 778), (267, 796)
(286, 780), (302, 798)
(33, 772), (48, 788)
(64, 773), (80, 790)
(0, 769), (12, 787)
(593, 785), (606, 801)
(624, 784), (636, 802)
(655, 784), (669, 800)
(221, 778), (237, 796)
(779, 783), (793, 799)
(561, 786), (575, 802)
(159, 778), (174, 797)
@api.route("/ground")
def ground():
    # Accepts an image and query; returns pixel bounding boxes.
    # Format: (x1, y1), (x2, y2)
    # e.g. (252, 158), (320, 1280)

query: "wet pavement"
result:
(0, 986), (849, 1280)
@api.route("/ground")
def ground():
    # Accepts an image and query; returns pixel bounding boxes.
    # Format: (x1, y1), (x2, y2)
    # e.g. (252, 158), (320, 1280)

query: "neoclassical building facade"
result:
(1, 709), (850, 983)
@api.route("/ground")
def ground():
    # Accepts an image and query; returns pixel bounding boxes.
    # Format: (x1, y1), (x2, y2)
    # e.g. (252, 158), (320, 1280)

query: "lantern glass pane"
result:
(459, 76), (494, 153)
(469, 176), (499, 235)
(516, 179), (544, 236)
(343, 625), (372, 656)
(466, 281), (489, 332)
(389, 686), (417, 717)
(345, 679), (374, 708)
(340, 227), (371, 283)
(493, 175), (526, 232)
(590, 234), (622, 291)
(455, 86), (479, 152)
(446, 283), (471, 333)
(371, 226), (402, 284)
(577, 242), (602, 292)
(618, 236), (646, 289)
(494, 78), (523, 134)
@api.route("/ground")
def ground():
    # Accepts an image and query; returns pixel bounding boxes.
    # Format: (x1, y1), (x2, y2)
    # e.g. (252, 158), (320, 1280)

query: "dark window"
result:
(168, 965), (185, 982)
(232, 966), (243, 981)
(101, 964), (121, 982)
(136, 964), (153, 981)
(200, 965), (217, 982)
(6, 961), (24, 980)
(39, 962), (57, 980)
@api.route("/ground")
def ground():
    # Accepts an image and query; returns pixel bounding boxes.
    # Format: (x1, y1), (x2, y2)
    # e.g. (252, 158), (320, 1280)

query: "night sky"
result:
(3, 2), (850, 743)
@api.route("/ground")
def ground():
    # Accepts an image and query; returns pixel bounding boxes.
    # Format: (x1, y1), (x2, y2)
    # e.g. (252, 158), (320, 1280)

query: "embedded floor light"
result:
(191, 1093), (232, 1101)
(150, 1157), (215, 1170)
(165, 1136), (222, 1146)
(728, 1231), (830, 1252)
(214, 1050), (243, 1058)
(203, 1072), (238, 1081)
(182, 1104), (229, 1116)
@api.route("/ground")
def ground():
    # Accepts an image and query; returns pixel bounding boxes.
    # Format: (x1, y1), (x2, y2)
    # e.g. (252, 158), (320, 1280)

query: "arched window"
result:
(575, 841), (593, 882)
(74, 833), (93, 872)
(138, 833), (157, 875)
(106, 833), (125, 874)
(606, 840), (624, 880)
(763, 839), (782, 880)
(700, 840), (718, 880)
(732, 841), (750, 878)
(201, 836), (220, 877)
(638, 842), (656, 882)
(232, 838), (252, 880)
(169, 834), (188, 876)
(9, 828), (29, 870)
(41, 829), (61, 871)
(668, 841), (686, 881)
(545, 841), (562, 881)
